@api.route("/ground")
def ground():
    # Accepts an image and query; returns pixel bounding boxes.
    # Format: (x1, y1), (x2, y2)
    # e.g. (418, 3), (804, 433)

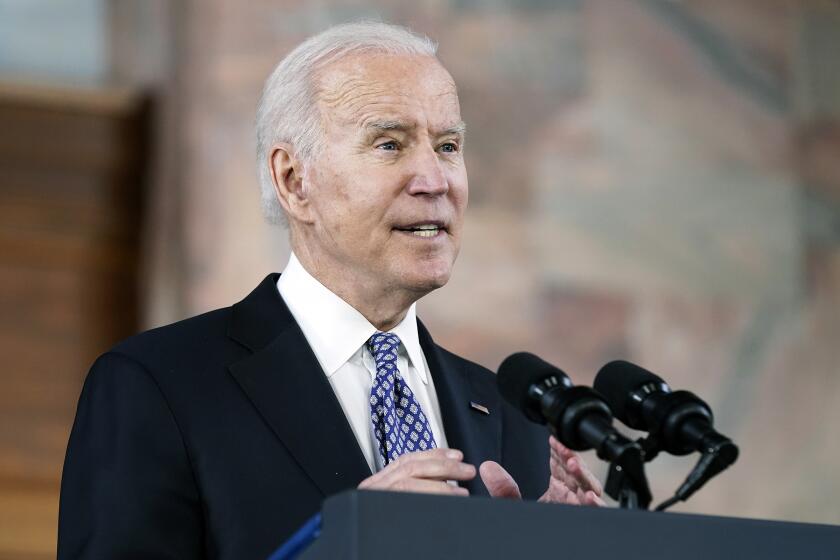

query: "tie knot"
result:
(366, 332), (401, 364)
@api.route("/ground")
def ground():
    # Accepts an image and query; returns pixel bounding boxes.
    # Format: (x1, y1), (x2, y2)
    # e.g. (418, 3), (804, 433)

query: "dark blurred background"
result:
(1, 1), (839, 558)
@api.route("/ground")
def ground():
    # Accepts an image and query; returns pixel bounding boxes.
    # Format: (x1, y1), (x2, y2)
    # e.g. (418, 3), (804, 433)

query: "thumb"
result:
(479, 461), (522, 500)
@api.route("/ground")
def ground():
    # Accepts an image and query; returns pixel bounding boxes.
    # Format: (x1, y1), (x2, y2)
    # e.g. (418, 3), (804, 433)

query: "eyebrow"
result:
(364, 119), (467, 137)
(441, 121), (467, 136)
(365, 119), (414, 133)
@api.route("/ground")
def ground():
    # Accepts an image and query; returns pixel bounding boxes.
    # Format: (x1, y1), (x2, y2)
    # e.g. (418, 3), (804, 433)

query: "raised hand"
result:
(539, 435), (605, 506)
(479, 436), (605, 506)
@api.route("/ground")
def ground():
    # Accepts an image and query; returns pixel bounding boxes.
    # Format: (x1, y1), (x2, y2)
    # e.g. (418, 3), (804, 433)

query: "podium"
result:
(286, 490), (839, 559)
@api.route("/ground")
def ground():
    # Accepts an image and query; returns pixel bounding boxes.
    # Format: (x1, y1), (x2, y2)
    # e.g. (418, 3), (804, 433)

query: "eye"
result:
(439, 142), (459, 153)
(376, 140), (399, 151)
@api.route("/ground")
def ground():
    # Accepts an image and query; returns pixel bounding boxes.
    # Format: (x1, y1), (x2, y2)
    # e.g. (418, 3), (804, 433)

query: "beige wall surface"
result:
(144, 0), (840, 524)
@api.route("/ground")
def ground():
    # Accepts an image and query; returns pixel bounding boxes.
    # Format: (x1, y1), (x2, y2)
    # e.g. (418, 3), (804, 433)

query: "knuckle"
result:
(447, 460), (465, 476)
(425, 462), (443, 478)
(403, 462), (419, 477)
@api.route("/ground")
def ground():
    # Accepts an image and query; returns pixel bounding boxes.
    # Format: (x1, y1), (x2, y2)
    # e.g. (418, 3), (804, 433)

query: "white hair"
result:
(255, 21), (438, 225)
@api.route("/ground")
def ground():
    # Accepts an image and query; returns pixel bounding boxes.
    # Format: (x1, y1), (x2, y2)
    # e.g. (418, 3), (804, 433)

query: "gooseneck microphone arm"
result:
(655, 429), (739, 511)
(498, 353), (652, 509)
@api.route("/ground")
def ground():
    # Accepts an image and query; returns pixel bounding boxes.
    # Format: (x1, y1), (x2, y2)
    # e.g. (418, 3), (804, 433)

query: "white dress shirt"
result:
(276, 253), (449, 474)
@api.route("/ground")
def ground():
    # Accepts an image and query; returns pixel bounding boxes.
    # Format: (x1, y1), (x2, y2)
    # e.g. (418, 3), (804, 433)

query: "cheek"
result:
(458, 181), (468, 211)
(314, 176), (390, 241)
(449, 169), (469, 218)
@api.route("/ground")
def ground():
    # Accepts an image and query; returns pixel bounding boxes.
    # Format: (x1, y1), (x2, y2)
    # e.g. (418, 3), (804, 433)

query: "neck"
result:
(292, 245), (422, 332)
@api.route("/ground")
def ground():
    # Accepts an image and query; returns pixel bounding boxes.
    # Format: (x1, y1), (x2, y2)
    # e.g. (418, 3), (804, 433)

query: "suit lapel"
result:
(227, 275), (372, 497)
(418, 321), (501, 497)
(225, 275), (502, 497)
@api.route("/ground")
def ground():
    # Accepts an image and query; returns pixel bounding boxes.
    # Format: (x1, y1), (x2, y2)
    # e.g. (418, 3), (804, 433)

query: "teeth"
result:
(397, 224), (443, 237)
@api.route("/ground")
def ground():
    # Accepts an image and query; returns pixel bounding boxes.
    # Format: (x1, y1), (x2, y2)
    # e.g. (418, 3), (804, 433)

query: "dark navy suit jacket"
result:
(58, 274), (549, 559)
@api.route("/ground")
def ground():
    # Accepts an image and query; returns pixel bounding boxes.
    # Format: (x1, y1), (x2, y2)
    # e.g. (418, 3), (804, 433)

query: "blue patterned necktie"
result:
(367, 332), (437, 466)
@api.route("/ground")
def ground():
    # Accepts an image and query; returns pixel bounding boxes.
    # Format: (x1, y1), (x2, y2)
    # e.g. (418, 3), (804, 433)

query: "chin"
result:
(404, 259), (454, 293)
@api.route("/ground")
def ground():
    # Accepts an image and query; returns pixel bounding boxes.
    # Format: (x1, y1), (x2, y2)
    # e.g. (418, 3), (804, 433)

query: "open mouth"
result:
(394, 223), (447, 238)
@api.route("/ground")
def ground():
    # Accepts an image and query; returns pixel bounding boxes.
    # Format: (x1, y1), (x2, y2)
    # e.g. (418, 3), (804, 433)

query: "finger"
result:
(538, 478), (563, 503)
(549, 438), (576, 481)
(374, 459), (476, 490)
(358, 463), (393, 489)
(565, 487), (581, 505)
(382, 447), (465, 479)
(358, 448), (468, 489)
(385, 477), (470, 496)
(555, 477), (581, 505)
(550, 459), (578, 490)
(549, 436), (576, 461)
(479, 461), (522, 500)
(549, 455), (602, 501)
(359, 465), (473, 494)
(393, 447), (465, 463)
(372, 454), (476, 489)
(565, 456), (603, 496)
(549, 438), (603, 496)
(400, 447), (464, 462)
(550, 484), (580, 506)
(565, 457), (587, 492)
(549, 455), (576, 491)
(582, 490), (607, 507)
(550, 446), (583, 479)
(540, 477), (581, 505)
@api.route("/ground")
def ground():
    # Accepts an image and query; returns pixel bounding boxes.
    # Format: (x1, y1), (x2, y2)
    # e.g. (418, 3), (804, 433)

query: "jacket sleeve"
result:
(58, 352), (204, 559)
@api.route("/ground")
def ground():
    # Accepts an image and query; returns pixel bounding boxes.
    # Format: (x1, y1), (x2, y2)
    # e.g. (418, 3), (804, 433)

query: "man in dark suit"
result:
(58, 21), (604, 560)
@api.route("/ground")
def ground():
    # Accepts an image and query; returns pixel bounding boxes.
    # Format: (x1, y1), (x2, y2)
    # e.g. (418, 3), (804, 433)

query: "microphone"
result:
(497, 352), (651, 508)
(594, 360), (738, 508)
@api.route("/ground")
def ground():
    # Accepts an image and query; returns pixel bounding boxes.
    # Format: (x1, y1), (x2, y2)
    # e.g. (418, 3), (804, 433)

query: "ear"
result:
(268, 143), (314, 224)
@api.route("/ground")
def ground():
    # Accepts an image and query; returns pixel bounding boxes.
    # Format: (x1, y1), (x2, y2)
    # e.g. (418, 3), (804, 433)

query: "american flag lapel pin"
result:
(469, 401), (490, 415)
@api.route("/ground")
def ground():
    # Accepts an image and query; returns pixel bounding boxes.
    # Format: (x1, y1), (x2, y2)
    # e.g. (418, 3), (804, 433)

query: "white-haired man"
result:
(58, 22), (603, 560)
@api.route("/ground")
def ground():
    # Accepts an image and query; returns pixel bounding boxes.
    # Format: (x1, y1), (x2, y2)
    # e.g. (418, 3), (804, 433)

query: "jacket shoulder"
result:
(111, 307), (235, 360)
(98, 307), (244, 389)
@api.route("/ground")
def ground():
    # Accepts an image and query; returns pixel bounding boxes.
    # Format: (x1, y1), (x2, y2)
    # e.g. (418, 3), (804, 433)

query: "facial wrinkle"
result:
(319, 73), (413, 117)
(318, 75), (377, 109)
(318, 56), (459, 137)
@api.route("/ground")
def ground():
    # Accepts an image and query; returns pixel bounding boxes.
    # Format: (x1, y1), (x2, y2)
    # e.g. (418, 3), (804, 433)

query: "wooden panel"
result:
(0, 81), (149, 559)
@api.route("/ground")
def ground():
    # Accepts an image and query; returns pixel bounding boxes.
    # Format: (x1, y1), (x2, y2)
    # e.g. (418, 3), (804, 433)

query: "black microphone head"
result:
(594, 360), (667, 426)
(497, 352), (572, 421)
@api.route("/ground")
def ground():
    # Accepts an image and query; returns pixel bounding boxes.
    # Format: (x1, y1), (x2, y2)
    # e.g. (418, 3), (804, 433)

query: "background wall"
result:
(1, 0), (839, 557)
(160, 0), (840, 522)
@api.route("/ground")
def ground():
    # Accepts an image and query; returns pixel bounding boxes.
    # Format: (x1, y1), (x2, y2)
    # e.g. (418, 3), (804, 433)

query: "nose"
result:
(405, 144), (449, 197)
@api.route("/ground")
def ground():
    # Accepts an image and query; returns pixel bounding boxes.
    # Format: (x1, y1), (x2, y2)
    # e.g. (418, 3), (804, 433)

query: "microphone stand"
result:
(597, 433), (652, 510)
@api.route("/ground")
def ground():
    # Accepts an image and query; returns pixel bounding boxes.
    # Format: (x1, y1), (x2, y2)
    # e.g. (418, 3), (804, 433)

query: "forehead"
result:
(315, 52), (461, 129)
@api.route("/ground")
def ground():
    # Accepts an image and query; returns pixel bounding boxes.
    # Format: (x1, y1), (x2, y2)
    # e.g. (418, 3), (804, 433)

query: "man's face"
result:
(301, 53), (468, 299)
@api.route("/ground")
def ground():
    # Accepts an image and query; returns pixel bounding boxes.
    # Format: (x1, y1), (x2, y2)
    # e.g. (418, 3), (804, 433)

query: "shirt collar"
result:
(276, 252), (428, 383)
